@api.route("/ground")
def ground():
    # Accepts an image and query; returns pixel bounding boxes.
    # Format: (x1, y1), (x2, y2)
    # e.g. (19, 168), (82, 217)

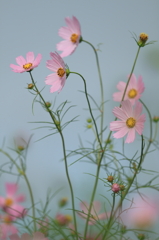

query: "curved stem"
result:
(29, 72), (78, 239)
(23, 172), (37, 231)
(82, 39), (104, 142)
(139, 99), (153, 160)
(70, 71), (103, 151)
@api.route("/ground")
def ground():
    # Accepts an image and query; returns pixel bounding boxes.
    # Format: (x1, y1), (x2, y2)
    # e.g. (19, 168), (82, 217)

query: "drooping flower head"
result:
(0, 214), (18, 239)
(56, 16), (82, 57)
(45, 52), (69, 93)
(0, 183), (26, 218)
(78, 201), (109, 225)
(9, 232), (49, 240)
(113, 74), (145, 105)
(110, 100), (146, 143)
(10, 52), (42, 73)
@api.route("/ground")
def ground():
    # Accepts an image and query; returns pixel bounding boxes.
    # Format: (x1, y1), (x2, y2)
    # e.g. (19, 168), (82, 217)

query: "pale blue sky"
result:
(0, 0), (159, 235)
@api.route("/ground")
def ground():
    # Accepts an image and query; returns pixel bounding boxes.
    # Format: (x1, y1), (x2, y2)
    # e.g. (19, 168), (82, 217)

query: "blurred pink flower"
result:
(9, 232), (49, 240)
(0, 214), (18, 239)
(121, 198), (159, 229)
(57, 16), (81, 57)
(10, 52), (42, 73)
(45, 52), (69, 93)
(0, 183), (26, 218)
(111, 183), (120, 193)
(110, 100), (146, 143)
(113, 74), (145, 105)
(78, 201), (109, 225)
(55, 213), (72, 226)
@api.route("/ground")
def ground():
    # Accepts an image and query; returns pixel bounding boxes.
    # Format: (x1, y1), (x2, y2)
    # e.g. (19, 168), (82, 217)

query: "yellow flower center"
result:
(126, 117), (136, 128)
(3, 216), (12, 224)
(5, 198), (13, 207)
(57, 68), (65, 77)
(128, 89), (137, 98)
(70, 33), (79, 43)
(23, 63), (32, 70)
(65, 215), (72, 222)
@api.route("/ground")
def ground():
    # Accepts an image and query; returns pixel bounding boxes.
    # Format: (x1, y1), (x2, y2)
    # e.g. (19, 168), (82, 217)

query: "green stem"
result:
(101, 193), (116, 240)
(0, 149), (37, 231)
(23, 172), (37, 231)
(82, 39), (104, 143)
(83, 46), (141, 238)
(29, 72), (78, 239)
(70, 71), (103, 151)
(109, 135), (144, 233)
(139, 99), (153, 159)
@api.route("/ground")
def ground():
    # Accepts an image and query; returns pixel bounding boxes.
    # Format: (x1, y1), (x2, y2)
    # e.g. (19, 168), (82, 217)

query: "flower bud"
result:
(17, 145), (25, 151)
(138, 33), (148, 47)
(152, 116), (159, 123)
(45, 102), (51, 108)
(27, 83), (34, 89)
(111, 183), (120, 193)
(119, 184), (125, 191)
(105, 138), (111, 144)
(107, 176), (114, 183)
(87, 118), (92, 123)
(121, 225), (126, 234)
(58, 197), (68, 207)
(87, 124), (92, 129)
(137, 233), (145, 240)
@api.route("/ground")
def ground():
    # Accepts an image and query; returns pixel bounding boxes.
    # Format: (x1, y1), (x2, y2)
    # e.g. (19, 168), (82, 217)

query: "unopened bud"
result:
(105, 138), (111, 144)
(121, 225), (126, 234)
(17, 146), (25, 151)
(59, 197), (68, 207)
(87, 124), (92, 129)
(152, 116), (159, 123)
(87, 118), (92, 123)
(107, 176), (114, 183)
(27, 83), (34, 89)
(119, 184), (125, 191)
(137, 233), (145, 240)
(111, 183), (120, 193)
(138, 33), (148, 47)
(45, 102), (51, 108)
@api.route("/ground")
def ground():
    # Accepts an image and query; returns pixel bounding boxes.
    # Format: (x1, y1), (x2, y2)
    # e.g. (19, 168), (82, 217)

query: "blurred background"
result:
(0, 0), (159, 237)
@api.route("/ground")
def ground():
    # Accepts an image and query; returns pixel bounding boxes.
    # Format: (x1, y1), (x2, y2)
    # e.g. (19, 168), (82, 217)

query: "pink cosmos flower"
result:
(10, 52), (42, 73)
(45, 52), (69, 93)
(110, 100), (146, 143)
(56, 16), (81, 57)
(78, 201), (109, 225)
(0, 214), (18, 239)
(113, 74), (145, 105)
(121, 198), (159, 229)
(55, 213), (72, 226)
(111, 183), (120, 193)
(9, 232), (49, 240)
(0, 183), (26, 218)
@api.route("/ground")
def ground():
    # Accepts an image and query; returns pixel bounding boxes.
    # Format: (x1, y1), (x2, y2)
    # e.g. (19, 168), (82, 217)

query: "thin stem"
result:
(70, 71), (103, 151)
(103, 193), (116, 240)
(29, 72), (78, 239)
(83, 46), (141, 238)
(139, 99), (153, 160)
(82, 39), (104, 143)
(0, 149), (37, 231)
(23, 172), (37, 231)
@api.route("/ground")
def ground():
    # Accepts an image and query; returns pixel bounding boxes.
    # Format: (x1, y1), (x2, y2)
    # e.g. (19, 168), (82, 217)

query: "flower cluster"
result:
(0, 183), (26, 239)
